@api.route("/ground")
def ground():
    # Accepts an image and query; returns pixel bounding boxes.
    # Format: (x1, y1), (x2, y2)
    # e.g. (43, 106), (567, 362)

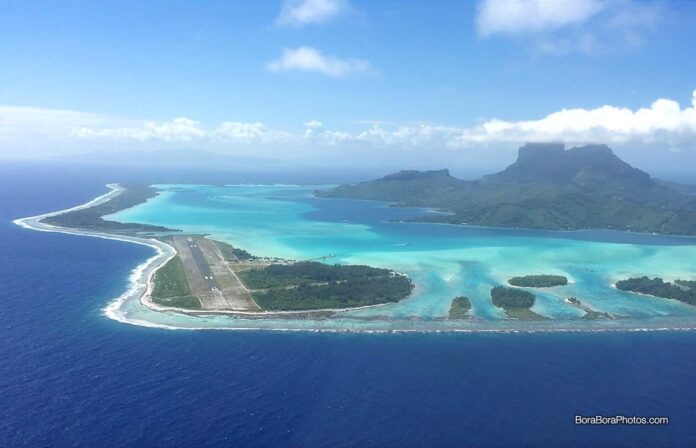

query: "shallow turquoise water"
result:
(108, 184), (696, 330)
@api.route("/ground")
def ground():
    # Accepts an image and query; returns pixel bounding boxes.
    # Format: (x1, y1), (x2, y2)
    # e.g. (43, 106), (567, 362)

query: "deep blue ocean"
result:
(1, 162), (696, 447)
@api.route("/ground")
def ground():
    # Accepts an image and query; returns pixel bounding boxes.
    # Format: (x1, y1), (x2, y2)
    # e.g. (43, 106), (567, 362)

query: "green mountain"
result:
(318, 143), (696, 235)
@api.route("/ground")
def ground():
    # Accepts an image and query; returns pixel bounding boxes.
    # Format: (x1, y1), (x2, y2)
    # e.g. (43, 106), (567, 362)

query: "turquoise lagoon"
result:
(108, 184), (696, 331)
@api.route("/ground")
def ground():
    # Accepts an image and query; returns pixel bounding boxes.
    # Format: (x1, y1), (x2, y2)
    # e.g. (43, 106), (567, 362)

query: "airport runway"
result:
(171, 236), (259, 311)
(186, 237), (221, 292)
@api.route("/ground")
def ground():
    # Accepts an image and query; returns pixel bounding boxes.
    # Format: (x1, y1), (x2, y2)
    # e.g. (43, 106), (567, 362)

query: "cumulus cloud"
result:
(337, 90), (696, 147)
(336, 90), (696, 148)
(277, 0), (348, 26)
(304, 120), (323, 128)
(73, 117), (206, 142)
(476, 0), (663, 55)
(453, 90), (696, 145)
(215, 121), (295, 143)
(215, 121), (266, 140)
(302, 120), (324, 139)
(2, 90), (696, 158)
(267, 46), (371, 78)
(477, 0), (605, 36)
(73, 118), (295, 145)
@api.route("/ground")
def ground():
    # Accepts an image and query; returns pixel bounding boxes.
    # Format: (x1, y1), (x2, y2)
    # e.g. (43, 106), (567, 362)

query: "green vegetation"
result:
(151, 256), (201, 309)
(239, 262), (414, 311)
(238, 262), (397, 289)
(252, 277), (413, 311)
(448, 296), (472, 319)
(675, 279), (696, 289)
(565, 297), (613, 320)
(490, 286), (546, 320)
(656, 179), (696, 196)
(153, 244), (413, 312)
(319, 143), (696, 235)
(42, 184), (173, 234)
(152, 256), (191, 298)
(155, 294), (202, 309)
(214, 240), (257, 261)
(616, 276), (696, 306)
(491, 286), (536, 308)
(502, 307), (548, 320)
(508, 275), (568, 287)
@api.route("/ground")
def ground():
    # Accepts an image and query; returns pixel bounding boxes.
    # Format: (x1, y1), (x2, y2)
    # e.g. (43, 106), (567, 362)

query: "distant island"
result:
(564, 297), (614, 320)
(508, 275), (568, 288)
(318, 143), (696, 235)
(448, 296), (472, 319)
(491, 286), (546, 320)
(616, 277), (696, 306)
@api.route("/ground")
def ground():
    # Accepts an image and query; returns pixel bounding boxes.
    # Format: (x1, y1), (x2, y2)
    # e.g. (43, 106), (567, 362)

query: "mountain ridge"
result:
(317, 143), (696, 235)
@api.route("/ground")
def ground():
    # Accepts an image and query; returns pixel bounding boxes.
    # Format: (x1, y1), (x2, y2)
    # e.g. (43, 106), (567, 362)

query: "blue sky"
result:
(1, 0), (696, 175)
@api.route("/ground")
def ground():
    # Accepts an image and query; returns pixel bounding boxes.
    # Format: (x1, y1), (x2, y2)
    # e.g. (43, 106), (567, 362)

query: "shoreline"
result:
(13, 183), (696, 334)
(13, 184), (178, 325)
(12, 184), (404, 324)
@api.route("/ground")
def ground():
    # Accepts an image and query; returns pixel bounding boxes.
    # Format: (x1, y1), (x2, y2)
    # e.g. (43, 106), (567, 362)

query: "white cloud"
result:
(477, 0), (605, 36)
(73, 117), (206, 142)
(338, 91), (696, 148)
(476, 0), (662, 55)
(277, 0), (348, 27)
(267, 46), (371, 78)
(73, 118), (295, 144)
(304, 120), (323, 128)
(302, 120), (324, 139)
(2, 90), (696, 158)
(215, 121), (266, 140)
(332, 90), (696, 147)
(215, 121), (296, 143)
(0, 106), (104, 139)
(451, 90), (696, 145)
(320, 129), (351, 145)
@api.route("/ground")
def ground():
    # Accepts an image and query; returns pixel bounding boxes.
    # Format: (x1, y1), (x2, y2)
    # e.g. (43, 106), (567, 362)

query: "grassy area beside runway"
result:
(151, 255), (201, 309)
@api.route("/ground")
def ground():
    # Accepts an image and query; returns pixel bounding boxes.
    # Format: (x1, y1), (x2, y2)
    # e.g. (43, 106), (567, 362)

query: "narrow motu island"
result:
(508, 275), (568, 288)
(16, 184), (415, 320)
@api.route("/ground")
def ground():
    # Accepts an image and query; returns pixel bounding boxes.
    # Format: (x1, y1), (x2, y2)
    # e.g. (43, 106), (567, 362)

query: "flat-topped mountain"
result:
(485, 143), (651, 186)
(318, 143), (696, 235)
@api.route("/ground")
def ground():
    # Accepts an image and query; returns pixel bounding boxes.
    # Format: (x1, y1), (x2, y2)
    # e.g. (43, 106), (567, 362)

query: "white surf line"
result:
(13, 183), (121, 229)
(11, 184), (399, 329)
(13, 184), (178, 326)
(14, 185), (696, 333)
